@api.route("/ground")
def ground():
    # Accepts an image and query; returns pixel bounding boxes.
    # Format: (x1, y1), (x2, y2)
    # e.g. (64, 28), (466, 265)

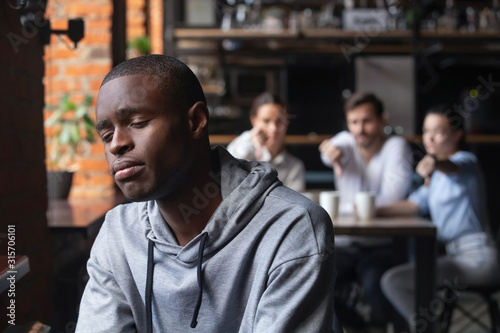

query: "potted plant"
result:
(45, 93), (96, 199)
(127, 35), (151, 58)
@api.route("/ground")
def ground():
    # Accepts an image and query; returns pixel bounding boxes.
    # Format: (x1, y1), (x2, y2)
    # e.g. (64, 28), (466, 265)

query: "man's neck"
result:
(156, 153), (222, 246)
(359, 135), (385, 164)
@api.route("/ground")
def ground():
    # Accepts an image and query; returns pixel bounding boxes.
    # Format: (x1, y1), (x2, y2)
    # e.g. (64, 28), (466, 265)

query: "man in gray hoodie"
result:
(76, 55), (336, 333)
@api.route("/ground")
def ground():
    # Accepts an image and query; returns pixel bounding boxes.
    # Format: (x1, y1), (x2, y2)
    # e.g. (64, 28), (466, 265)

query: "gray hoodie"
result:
(76, 147), (336, 333)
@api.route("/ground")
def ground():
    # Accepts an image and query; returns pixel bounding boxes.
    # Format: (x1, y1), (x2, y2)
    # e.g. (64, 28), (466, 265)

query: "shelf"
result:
(174, 28), (417, 40)
(175, 28), (500, 41)
(209, 134), (500, 146)
(421, 31), (500, 40)
(411, 135), (500, 144)
(174, 28), (299, 39)
(202, 83), (225, 96)
(209, 134), (331, 145)
(302, 29), (412, 39)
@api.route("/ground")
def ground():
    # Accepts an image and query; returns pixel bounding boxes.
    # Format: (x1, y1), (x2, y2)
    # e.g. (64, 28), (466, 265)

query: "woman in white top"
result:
(227, 92), (306, 192)
(378, 106), (500, 330)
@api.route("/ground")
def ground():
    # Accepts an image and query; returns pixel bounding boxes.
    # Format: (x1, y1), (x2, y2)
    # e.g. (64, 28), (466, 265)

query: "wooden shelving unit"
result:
(210, 134), (500, 146)
(166, 0), (500, 142)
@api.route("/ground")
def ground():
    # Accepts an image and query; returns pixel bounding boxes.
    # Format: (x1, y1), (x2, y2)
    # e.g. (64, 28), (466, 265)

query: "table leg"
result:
(415, 235), (437, 333)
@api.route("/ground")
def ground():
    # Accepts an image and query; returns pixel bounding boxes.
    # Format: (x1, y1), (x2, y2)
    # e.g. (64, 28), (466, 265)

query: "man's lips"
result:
(112, 160), (145, 181)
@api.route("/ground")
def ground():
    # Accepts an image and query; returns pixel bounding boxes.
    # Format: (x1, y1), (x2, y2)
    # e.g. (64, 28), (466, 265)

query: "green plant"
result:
(45, 93), (96, 171)
(127, 35), (151, 56)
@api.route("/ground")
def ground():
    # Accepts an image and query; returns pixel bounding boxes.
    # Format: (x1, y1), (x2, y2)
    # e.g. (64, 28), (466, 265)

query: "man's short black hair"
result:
(101, 54), (206, 110)
(344, 92), (384, 117)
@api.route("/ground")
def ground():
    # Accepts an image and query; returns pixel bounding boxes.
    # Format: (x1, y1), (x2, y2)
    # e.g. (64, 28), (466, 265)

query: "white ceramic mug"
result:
(319, 191), (340, 221)
(355, 191), (375, 220)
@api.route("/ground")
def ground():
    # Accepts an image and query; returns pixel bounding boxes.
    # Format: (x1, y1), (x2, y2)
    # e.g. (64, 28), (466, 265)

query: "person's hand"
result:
(416, 154), (437, 186)
(319, 140), (343, 177)
(250, 127), (268, 160)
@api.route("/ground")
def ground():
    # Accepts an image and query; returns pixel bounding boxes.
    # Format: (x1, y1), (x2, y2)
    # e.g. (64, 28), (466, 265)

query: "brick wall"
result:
(44, 0), (163, 198)
(0, 1), (52, 331)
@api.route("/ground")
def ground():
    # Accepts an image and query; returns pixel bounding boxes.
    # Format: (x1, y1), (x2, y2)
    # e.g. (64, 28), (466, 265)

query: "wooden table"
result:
(333, 216), (438, 333)
(47, 196), (125, 237)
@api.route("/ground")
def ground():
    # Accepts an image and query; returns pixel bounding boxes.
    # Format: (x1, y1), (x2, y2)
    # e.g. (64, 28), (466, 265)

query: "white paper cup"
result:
(355, 191), (375, 220)
(319, 191), (340, 221)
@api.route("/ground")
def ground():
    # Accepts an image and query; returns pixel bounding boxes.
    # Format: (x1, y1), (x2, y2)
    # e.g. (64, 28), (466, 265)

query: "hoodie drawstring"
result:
(146, 239), (154, 333)
(190, 232), (208, 328)
(145, 232), (208, 332)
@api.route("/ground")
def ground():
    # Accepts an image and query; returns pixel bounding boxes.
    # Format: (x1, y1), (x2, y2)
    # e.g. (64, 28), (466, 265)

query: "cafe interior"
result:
(1, 0), (500, 332)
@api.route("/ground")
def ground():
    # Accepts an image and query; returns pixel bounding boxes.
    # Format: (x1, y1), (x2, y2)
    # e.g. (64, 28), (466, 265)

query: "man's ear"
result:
(188, 101), (209, 139)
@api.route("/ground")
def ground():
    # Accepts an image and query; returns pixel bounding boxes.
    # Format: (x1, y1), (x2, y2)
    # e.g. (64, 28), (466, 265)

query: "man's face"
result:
(346, 103), (385, 148)
(96, 74), (194, 201)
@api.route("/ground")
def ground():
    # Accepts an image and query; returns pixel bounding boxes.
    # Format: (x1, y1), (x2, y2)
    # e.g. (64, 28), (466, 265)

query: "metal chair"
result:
(440, 283), (500, 333)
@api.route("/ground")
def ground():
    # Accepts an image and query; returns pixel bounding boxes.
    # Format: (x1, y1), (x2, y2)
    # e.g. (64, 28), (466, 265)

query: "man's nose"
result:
(109, 129), (133, 156)
(354, 123), (363, 135)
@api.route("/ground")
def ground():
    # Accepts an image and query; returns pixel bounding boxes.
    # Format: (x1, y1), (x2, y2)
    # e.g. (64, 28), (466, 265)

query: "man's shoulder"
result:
(384, 134), (410, 149)
(267, 187), (331, 227)
(265, 186), (334, 258)
(92, 201), (147, 254)
(103, 201), (147, 228)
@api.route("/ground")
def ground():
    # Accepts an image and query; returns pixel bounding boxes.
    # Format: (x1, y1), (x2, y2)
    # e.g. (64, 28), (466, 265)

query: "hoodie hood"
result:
(143, 146), (282, 263)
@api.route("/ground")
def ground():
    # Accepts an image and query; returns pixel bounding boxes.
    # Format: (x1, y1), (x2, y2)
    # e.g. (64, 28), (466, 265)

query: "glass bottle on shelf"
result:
(439, 0), (458, 32)
(466, 6), (477, 33)
(490, 0), (500, 31)
(387, 0), (399, 31)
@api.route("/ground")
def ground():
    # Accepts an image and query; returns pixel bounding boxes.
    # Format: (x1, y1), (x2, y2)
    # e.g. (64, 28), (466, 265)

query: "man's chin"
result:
(356, 139), (370, 147)
(119, 187), (155, 202)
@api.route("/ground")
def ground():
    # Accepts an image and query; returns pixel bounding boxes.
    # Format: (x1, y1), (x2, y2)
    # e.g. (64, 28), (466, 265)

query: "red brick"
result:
(50, 19), (68, 30)
(45, 94), (61, 106)
(70, 185), (115, 198)
(49, 47), (79, 59)
(65, 64), (110, 76)
(128, 27), (146, 38)
(45, 64), (59, 77)
(78, 157), (110, 171)
(87, 19), (112, 30)
(73, 171), (113, 187)
(128, 0), (146, 7)
(90, 142), (105, 154)
(44, 80), (82, 93)
(89, 79), (103, 91)
(64, 3), (113, 17)
(81, 33), (111, 45)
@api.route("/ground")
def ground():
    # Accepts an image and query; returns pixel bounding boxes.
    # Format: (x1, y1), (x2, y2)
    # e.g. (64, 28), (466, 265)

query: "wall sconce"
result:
(8, 0), (84, 48)
(40, 18), (85, 48)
